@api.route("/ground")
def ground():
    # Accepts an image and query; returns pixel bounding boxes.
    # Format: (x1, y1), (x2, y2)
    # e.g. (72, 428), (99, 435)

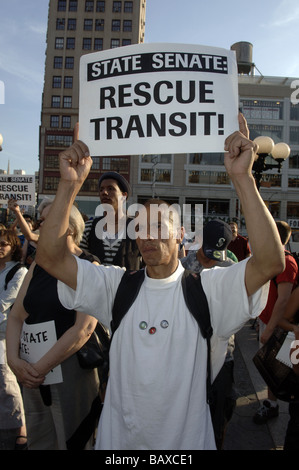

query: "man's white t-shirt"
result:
(58, 258), (269, 450)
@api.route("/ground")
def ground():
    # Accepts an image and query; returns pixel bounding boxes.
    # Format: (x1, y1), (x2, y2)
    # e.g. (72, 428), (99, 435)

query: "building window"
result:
(186, 198), (230, 221)
(44, 176), (60, 191)
(102, 157), (129, 173)
(248, 124), (283, 142)
(69, 1), (78, 11)
(62, 116), (71, 128)
(65, 57), (74, 69)
(95, 19), (104, 30)
(54, 56), (63, 68)
(83, 38), (92, 50)
(264, 200), (280, 218)
(289, 151), (299, 169)
(140, 169), (171, 183)
(111, 39), (120, 48)
(112, 20), (121, 31)
(258, 173), (281, 188)
(288, 175), (299, 188)
(84, 19), (93, 30)
(66, 38), (75, 49)
(91, 157), (100, 170)
(113, 1), (122, 12)
(85, 0), (94, 11)
(81, 178), (99, 192)
(141, 155), (172, 164)
(188, 170), (230, 185)
(122, 39), (131, 46)
(188, 153), (224, 166)
(67, 18), (76, 30)
(241, 99), (283, 120)
(63, 96), (72, 108)
(64, 76), (73, 88)
(52, 76), (62, 88)
(46, 134), (73, 147)
(123, 20), (132, 32)
(45, 155), (59, 169)
(57, 0), (66, 11)
(50, 115), (60, 128)
(96, 0), (105, 12)
(287, 202), (299, 220)
(56, 18), (65, 30)
(94, 38), (103, 50)
(124, 1), (133, 12)
(290, 127), (299, 144)
(55, 37), (64, 49)
(139, 154), (172, 184)
(51, 96), (61, 108)
(290, 104), (299, 121)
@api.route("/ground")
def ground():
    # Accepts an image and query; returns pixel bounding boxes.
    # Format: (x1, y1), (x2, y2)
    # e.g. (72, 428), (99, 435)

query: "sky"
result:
(0, 0), (298, 175)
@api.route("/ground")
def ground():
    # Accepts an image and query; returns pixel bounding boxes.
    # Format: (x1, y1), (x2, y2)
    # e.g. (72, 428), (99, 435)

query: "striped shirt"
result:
(80, 218), (125, 266)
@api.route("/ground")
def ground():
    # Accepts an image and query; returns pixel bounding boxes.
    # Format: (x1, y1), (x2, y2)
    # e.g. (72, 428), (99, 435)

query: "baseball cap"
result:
(98, 171), (131, 198)
(202, 220), (232, 262)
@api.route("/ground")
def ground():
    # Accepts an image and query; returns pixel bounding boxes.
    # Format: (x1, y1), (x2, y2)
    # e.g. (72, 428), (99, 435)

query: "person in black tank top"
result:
(6, 200), (100, 450)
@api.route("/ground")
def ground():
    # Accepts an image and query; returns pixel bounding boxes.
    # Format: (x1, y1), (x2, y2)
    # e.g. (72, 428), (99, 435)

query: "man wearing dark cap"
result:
(182, 219), (236, 274)
(80, 171), (142, 269)
(182, 219), (237, 449)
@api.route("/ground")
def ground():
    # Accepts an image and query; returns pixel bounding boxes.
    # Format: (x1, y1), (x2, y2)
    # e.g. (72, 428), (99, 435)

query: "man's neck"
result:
(146, 260), (179, 279)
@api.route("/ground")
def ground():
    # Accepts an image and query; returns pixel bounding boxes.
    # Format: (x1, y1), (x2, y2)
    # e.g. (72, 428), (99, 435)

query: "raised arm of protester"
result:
(36, 124), (92, 289)
(8, 198), (39, 243)
(223, 114), (284, 295)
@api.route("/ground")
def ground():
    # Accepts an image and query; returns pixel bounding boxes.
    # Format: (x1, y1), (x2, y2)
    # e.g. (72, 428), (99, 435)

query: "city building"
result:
(38, 10), (299, 236)
(38, 0), (146, 215)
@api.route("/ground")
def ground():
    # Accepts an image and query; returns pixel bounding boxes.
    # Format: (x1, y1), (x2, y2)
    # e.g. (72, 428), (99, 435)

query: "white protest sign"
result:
(20, 320), (63, 385)
(0, 175), (35, 206)
(79, 43), (239, 156)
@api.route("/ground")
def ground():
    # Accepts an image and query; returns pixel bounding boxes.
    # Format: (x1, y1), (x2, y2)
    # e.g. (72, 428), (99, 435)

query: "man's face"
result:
(136, 205), (181, 268)
(99, 178), (127, 212)
(229, 223), (238, 237)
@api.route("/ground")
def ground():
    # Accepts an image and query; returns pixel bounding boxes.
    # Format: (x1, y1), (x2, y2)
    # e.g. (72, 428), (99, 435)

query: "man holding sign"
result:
(35, 113), (284, 450)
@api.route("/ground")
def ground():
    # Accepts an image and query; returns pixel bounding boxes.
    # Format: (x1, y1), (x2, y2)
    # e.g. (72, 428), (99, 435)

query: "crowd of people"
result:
(0, 114), (298, 451)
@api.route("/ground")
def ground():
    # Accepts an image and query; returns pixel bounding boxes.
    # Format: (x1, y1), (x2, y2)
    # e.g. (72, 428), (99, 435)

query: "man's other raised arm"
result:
(224, 114), (285, 296)
(35, 124), (93, 289)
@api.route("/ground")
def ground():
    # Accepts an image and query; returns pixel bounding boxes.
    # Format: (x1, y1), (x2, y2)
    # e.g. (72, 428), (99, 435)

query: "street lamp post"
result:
(252, 136), (290, 190)
(0, 133), (3, 152)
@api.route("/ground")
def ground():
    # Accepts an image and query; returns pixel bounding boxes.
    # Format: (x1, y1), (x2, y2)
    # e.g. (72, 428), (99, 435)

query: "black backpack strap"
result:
(181, 270), (213, 404)
(111, 269), (145, 334)
(4, 263), (22, 290)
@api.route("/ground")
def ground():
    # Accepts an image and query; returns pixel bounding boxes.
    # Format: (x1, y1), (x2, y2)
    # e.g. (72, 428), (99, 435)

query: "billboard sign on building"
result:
(0, 175), (35, 206)
(79, 43), (239, 156)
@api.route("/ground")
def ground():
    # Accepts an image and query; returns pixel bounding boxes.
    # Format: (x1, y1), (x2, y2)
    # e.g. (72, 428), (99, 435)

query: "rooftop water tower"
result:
(230, 42), (254, 74)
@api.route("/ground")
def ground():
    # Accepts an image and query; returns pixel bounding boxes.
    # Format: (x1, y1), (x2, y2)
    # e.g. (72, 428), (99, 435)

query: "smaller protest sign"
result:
(0, 175), (35, 206)
(20, 320), (63, 385)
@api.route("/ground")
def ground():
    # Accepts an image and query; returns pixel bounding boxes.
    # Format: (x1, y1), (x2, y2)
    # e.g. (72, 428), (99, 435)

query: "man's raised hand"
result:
(224, 113), (258, 180)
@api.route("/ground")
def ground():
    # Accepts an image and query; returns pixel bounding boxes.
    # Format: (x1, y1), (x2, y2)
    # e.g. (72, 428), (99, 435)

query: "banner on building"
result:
(0, 175), (35, 206)
(79, 43), (239, 156)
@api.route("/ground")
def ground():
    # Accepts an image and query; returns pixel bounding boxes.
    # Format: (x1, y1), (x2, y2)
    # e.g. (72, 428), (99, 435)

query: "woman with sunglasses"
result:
(0, 228), (28, 449)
